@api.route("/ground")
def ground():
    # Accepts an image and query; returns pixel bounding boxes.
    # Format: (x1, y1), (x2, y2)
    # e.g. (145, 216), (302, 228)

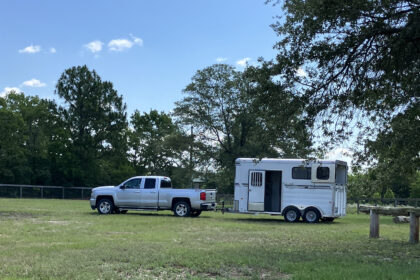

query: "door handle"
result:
(134, 191), (140, 193)
(150, 191), (157, 193)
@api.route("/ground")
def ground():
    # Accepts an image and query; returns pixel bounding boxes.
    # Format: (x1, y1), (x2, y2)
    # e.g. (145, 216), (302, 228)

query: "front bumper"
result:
(200, 202), (216, 211)
(90, 198), (96, 210)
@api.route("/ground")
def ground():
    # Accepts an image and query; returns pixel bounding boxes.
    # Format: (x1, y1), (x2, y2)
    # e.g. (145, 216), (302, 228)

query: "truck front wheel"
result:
(97, 198), (114, 215)
(173, 201), (191, 217)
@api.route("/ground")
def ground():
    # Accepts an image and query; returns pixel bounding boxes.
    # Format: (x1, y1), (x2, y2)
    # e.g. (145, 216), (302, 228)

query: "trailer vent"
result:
(251, 172), (263, 186)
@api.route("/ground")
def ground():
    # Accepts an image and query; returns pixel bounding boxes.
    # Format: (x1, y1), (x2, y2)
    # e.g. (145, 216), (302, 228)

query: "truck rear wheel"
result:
(173, 201), (191, 217)
(97, 198), (114, 215)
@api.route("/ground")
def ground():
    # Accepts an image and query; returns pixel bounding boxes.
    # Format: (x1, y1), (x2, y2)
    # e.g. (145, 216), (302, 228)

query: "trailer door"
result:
(248, 171), (265, 211)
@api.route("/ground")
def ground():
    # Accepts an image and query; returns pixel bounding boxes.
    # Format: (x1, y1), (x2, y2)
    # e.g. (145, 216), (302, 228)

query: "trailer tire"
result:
(303, 208), (320, 223)
(283, 207), (301, 223)
(173, 201), (191, 217)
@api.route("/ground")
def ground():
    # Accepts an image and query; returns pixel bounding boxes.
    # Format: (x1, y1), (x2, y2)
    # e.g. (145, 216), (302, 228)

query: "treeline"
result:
(0, 65), (312, 192)
(1, 1), (418, 196)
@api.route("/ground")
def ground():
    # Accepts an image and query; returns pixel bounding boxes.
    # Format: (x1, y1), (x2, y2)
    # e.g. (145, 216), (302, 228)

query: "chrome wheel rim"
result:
(286, 210), (297, 221)
(99, 201), (111, 214)
(306, 211), (317, 222)
(176, 204), (187, 216)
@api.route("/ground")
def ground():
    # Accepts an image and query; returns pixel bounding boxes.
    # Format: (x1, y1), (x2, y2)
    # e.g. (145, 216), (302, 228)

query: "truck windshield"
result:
(160, 179), (172, 188)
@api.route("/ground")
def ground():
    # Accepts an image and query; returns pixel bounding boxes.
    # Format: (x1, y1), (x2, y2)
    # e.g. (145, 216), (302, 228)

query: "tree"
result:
(56, 65), (132, 186)
(174, 64), (313, 192)
(129, 110), (189, 178)
(269, 0), (419, 195)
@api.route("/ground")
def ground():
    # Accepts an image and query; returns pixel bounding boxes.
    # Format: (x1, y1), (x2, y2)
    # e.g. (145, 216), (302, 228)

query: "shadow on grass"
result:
(219, 215), (340, 225)
(83, 211), (211, 219)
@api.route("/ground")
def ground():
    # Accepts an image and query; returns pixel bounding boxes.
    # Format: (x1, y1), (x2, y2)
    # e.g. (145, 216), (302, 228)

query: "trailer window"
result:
(251, 172), (263, 186)
(160, 179), (172, 188)
(292, 167), (311, 179)
(317, 167), (330, 180)
(144, 178), (156, 189)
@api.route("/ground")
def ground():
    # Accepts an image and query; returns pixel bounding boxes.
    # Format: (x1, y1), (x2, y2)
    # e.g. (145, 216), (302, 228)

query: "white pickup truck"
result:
(90, 176), (217, 217)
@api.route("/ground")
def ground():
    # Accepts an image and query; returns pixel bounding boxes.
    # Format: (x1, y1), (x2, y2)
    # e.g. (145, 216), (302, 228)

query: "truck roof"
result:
(235, 158), (347, 166)
(129, 175), (171, 180)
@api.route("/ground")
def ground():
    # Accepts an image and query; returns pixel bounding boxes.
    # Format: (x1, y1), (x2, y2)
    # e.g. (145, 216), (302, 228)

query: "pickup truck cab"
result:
(90, 176), (216, 217)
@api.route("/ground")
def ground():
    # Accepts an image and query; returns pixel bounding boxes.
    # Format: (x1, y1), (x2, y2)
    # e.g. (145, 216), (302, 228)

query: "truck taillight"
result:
(200, 192), (206, 200)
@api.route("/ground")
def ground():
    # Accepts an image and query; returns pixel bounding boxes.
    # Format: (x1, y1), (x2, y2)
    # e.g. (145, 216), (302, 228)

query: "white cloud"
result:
(84, 40), (104, 53)
(0, 87), (21, 97)
(296, 67), (307, 77)
(19, 45), (41, 54)
(325, 147), (353, 166)
(216, 57), (227, 63)
(50, 47), (56, 53)
(236, 57), (251, 67)
(21, 78), (46, 88)
(130, 34), (143, 46)
(108, 35), (143, 52)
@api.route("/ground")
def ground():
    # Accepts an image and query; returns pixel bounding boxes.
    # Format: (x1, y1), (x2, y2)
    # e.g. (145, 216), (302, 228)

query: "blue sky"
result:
(0, 0), (279, 115)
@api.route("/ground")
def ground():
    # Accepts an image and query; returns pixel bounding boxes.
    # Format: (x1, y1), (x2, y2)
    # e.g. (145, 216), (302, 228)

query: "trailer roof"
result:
(235, 158), (347, 166)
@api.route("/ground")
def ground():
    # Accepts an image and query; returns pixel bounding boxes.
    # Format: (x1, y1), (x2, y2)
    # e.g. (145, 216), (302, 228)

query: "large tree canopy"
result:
(269, 0), (419, 194)
(174, 64), (313, 191)
(56, 65), (132, 186)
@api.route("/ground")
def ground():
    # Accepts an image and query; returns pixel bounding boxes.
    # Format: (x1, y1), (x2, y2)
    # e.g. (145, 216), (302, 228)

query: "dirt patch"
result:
(118, 266), (290, 280)
(0, 211), (38, 219)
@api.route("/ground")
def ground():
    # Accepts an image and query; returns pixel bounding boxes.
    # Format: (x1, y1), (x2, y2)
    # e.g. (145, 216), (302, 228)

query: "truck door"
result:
(139, 178), (159, 208)
(248, 171), (265, 211)
(116, 178), (142, 207)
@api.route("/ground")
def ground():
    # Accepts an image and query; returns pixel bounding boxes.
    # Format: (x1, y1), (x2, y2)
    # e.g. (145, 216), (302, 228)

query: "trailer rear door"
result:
(248, 170), (265, 211)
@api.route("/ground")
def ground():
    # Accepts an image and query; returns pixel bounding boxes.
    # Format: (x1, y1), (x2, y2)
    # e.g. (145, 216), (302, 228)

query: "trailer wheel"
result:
(173, 201), (191, 217)
(284, 207), (300, 223)
(303, 208), (320, 223)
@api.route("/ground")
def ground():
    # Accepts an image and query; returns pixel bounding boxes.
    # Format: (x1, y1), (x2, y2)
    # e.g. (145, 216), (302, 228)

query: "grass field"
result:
(0, 199), (419, 280)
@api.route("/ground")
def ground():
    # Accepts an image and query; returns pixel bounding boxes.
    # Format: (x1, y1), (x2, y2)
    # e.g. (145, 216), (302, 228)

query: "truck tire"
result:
(191, 210), (202, 217)
(173, 201), (191, 217)
(303, 208), (320, 223)
(284, 207), (300, 223)
(97, 198), (114, 215)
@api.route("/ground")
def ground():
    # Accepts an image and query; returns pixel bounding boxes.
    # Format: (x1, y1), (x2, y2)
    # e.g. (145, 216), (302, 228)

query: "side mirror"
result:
(120, 185), (126, 190)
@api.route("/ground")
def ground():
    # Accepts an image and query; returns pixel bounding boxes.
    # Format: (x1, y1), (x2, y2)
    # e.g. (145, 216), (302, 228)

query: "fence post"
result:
(357, 199), (360, 214)
(20, 186), (22, 198)
(409, 212), (419, 244)
(370, 209), (380, 238)
(41, 187), (43, 199)
(62, 187), (65, 199)
(81, 189), (84, 200)
(394, 198), (397, 207)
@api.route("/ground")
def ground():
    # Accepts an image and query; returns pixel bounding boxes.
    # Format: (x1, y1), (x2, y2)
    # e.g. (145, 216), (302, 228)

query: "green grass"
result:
(0, 199), (419, 280)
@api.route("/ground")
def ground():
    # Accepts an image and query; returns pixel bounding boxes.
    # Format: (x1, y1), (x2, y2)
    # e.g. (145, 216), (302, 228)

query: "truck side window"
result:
(144, 178), (156, 189)
(292, 167), (311, 179)
(160, 179), (172, 188)
(124, 178), (141, 189)
(317, 167), (330, 180)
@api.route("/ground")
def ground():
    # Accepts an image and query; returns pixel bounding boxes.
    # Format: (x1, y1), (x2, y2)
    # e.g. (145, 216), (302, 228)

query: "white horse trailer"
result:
(232, 158), (347, 223)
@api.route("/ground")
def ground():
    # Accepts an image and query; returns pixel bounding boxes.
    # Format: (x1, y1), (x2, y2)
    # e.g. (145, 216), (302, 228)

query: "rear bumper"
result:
(200, 202), (216, 211)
